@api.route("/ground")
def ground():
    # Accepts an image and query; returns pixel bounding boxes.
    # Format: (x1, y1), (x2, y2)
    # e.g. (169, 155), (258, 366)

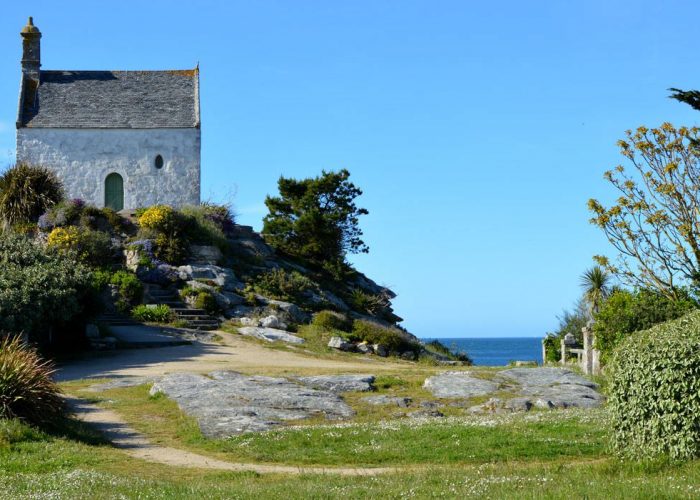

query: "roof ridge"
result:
(40, 69), (197, 74)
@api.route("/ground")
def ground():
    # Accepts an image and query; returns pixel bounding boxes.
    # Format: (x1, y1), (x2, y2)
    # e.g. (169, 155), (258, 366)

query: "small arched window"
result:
(154, 155), (164, 169)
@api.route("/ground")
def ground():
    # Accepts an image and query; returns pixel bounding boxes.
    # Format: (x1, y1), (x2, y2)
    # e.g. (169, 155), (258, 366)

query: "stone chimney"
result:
(21, 17), (41, 82)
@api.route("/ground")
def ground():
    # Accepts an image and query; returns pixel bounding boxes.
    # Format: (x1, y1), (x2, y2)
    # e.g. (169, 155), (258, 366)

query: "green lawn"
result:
(2, 415), (700, 499)
(3, 378), (700, 498)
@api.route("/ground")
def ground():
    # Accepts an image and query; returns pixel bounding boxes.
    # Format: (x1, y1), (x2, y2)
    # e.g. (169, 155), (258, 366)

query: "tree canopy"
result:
(588, 123), (700, 298)
(262, 169), (369, 268)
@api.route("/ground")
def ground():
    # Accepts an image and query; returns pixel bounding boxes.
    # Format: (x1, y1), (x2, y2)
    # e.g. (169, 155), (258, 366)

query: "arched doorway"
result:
(104, 173), (124, 211)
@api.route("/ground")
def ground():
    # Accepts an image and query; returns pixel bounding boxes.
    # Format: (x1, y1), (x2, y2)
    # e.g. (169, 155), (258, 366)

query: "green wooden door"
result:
(104, 173), (124, 211)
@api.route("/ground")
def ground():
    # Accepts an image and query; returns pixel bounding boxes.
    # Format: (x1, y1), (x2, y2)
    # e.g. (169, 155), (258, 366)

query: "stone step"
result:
(171, 308), (208, 316)
(184, 319), (220, 327)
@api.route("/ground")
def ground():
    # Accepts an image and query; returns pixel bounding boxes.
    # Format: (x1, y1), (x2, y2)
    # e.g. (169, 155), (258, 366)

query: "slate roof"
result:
(18, 69), (199, 128)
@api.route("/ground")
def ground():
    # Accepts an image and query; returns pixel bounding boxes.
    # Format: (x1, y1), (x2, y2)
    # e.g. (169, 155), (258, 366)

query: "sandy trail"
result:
(57, 330), (405, 382)
(67, 397), (395, 476)
(59, 329), (409, 474)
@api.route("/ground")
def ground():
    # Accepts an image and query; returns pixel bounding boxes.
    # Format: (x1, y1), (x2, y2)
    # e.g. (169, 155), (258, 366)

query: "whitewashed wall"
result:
(16, 128), (201, 209)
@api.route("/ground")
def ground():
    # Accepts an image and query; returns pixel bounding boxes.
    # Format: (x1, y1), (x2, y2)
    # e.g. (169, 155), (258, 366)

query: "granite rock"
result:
(149, 371), (354, 438)
(297, 374), (376, 393)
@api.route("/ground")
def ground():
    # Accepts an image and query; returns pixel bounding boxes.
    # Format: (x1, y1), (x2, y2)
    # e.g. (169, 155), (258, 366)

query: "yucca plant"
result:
(0, 335), (64, 424)
(0, 163), (64, 230)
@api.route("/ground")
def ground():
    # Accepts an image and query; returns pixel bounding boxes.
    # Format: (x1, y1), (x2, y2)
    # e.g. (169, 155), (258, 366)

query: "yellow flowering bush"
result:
(137, 205), (176, 231)
(46, 226), (113, 266)
(46, 226), (80, 251)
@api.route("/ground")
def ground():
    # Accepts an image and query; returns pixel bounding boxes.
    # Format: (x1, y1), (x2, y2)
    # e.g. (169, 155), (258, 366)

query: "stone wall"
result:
(16, 128), (200, 209)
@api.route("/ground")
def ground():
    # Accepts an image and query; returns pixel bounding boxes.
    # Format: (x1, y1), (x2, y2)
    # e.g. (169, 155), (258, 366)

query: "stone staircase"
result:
(96, 312), (141, 327)
(144, 284), (221, 331)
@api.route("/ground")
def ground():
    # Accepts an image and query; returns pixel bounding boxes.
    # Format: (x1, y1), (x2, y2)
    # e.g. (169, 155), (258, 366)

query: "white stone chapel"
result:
(15, 18), (201, 211)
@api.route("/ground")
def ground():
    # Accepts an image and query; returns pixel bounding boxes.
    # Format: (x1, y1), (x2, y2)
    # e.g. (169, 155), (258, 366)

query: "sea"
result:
(424, 337), (543, 366)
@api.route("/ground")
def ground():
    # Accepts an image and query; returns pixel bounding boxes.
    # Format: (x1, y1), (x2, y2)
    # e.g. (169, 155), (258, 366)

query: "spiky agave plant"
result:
(0, 335), (64, 424)
(0, 163), (63, 230)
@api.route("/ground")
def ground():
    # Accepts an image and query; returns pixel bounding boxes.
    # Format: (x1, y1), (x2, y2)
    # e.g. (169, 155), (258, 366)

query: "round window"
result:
(155, 155), (164, 169)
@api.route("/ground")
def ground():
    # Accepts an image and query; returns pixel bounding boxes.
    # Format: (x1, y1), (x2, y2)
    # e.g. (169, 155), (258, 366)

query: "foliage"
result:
(594, 288), (697, 363)
(348, 288), (387, 316)
(0, 164), (63, 230)
(47, 226), (113, 267)
(423, 339), (472, 364)
(262, 169), (369, 265)
(0, 335), (64, 425)
(0, 233), (91, 340)
(179, 204), (229, 253)
(246, 268), (315, 303)
(542, 334), (560, 363)
(192, 202), (235, 232)
(137, 205), (177, 231)
(109, 271), (143, 313)
(588, 123), (700, 298)
(555, 299), (589, 344)
(311, 310), (353, 332)
(351, 320), (419, 353)
(608, 310), (700, 460)
(38, 199), (129, 238)
(179, 285), (198, 299)
(579, 266), (612, 316)
(194, 291), (218, 314)
(136, 204), (233, 265)
(131, 304), (173, 323)
(90, 269), (113, 291)
(135, 205), (189, 264)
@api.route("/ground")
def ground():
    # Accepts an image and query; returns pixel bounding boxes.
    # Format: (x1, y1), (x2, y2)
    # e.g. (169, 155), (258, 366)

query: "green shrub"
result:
(180, 204), (230, 252)
(542, 334), (560, 363)
(594, 288), (697, 363)
(0, 164), (64, 229)
(90, 269), (112, 291)
(109, 271), (143, 313)
(131, 304), (173, 323)
(135, 205), (190, 264)
(608, 310), (700, 461)
(312, 310), (353, 332)
(351, 320), (419, 354)
(194, 291), (218, 314)
(47, 226), (113, 267)
(0, 233), (91, 341)
(179, 285), (198, 299)
(423, 339), (472, 364)
(247, 268), (315, 303)
(0, 335), (64, 425)
(349, 288), (387, 316)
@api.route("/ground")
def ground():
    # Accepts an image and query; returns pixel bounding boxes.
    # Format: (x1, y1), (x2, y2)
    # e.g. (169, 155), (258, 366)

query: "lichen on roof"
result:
(19, 69), (199, 129)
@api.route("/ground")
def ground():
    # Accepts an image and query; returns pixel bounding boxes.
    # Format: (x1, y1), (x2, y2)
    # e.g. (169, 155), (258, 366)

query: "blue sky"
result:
(1, 1), (700, 338)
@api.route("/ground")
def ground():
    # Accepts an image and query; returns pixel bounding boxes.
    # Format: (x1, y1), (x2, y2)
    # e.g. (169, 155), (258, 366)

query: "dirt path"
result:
(67, 397), (395, 476)
(57, 329), (407, 382)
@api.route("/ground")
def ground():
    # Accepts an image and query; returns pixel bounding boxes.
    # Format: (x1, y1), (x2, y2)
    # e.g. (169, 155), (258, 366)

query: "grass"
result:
(2, 414), (700, 498)
(76, 383), (607, 467)
(5, 341), (700, 497)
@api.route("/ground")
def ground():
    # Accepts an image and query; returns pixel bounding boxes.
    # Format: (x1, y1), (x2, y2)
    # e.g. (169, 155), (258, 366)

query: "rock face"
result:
(423, 367), (604, 411)
(328, 336), (355, 352)
(177, 265), (244, 292)
(497, 368), (603, 409)
(362, 395), (412, 408)
(297, 374), (375, 393)
(423, 372), (500, 398)
(237, 326), (305, 345)
(149, 371), (354, 438)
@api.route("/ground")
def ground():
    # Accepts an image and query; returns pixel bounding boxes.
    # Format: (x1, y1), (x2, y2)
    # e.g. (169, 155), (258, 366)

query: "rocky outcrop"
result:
(237, 326), (305, 345)
(296, 374), (375, 393)
(423, 372), (500, 398)
(362, 395), (412, 407)
(423, 367), (604, 411)
(149, 371), (354, 438)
